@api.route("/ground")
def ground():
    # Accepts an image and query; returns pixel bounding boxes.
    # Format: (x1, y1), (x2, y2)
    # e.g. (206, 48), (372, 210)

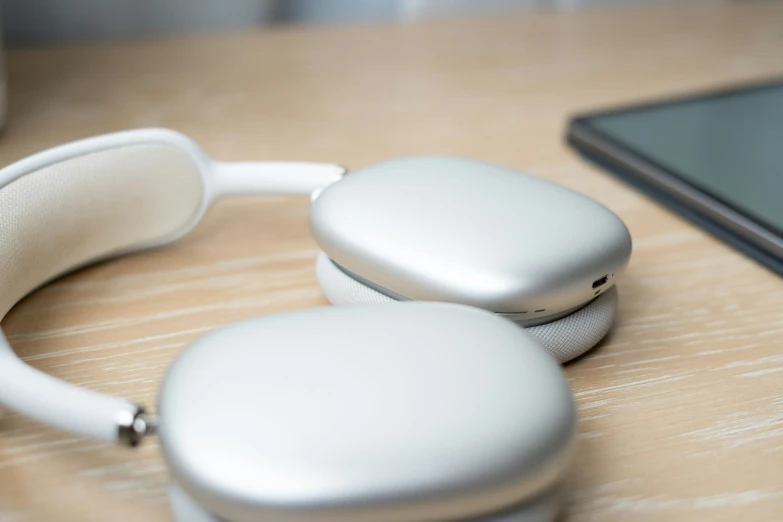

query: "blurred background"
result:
(4, 0), (730, 47)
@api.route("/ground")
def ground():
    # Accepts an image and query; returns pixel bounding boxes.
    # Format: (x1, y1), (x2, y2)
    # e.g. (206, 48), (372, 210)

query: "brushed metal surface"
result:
(158, 303), (575, 522)
(168, 480), (565, 522)
(310, 156), (631, 316)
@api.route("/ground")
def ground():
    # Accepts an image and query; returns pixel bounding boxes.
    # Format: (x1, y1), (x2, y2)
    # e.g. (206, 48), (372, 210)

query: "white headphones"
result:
(0, 129), (631, 522)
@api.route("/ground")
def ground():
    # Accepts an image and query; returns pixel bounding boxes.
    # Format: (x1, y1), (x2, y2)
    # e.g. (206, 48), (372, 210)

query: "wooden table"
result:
(1, 2), (782, 520)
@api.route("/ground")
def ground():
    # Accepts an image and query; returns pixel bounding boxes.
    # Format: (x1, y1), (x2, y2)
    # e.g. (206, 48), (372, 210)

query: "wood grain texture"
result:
(1, 2), (783, 520)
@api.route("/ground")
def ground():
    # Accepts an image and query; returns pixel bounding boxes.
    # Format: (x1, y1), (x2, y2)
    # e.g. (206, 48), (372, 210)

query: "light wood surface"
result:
(2, 2), (783, 521)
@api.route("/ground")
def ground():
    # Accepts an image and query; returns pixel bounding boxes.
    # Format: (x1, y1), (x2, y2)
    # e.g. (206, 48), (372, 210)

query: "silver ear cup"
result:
(316, 252), (617, 363)
(169, 480), (563, 522)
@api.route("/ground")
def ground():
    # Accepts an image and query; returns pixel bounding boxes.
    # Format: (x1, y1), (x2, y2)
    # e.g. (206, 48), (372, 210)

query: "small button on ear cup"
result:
(316, 252), (617, 363)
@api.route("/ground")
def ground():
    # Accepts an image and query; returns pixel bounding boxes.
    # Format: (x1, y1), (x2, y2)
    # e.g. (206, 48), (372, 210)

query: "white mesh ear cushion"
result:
(521, 286), (617, 362)
(0, 144), (204, 317)
(316, 252), (617, 363)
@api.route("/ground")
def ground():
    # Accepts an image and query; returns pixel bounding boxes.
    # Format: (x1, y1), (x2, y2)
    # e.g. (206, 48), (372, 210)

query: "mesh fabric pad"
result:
(317, 252), (617, 363)
(0, 144), (204, 318)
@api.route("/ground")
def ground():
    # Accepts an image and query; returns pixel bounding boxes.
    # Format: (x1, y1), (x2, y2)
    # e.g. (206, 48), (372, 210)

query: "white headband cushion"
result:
(0, 144), (204, 318)
(316, 252), (617, 363)
(0, 129), (346, 444)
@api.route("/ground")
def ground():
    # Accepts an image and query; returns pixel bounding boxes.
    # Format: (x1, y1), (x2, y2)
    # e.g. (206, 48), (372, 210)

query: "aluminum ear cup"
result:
(308, 156), (630, 363)
(157, 304), (575, 522)
(168, 480), (565, 522)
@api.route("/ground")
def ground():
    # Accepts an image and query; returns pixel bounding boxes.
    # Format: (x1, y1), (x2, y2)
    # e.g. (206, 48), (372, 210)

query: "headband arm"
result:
(0, 330), (152, 444)
(0, 131), (345, 446)
(211, 161), (345, 197)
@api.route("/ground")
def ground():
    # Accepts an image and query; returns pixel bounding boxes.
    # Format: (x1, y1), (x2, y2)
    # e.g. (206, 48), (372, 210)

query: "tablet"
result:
(567, 79), (783, 276)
